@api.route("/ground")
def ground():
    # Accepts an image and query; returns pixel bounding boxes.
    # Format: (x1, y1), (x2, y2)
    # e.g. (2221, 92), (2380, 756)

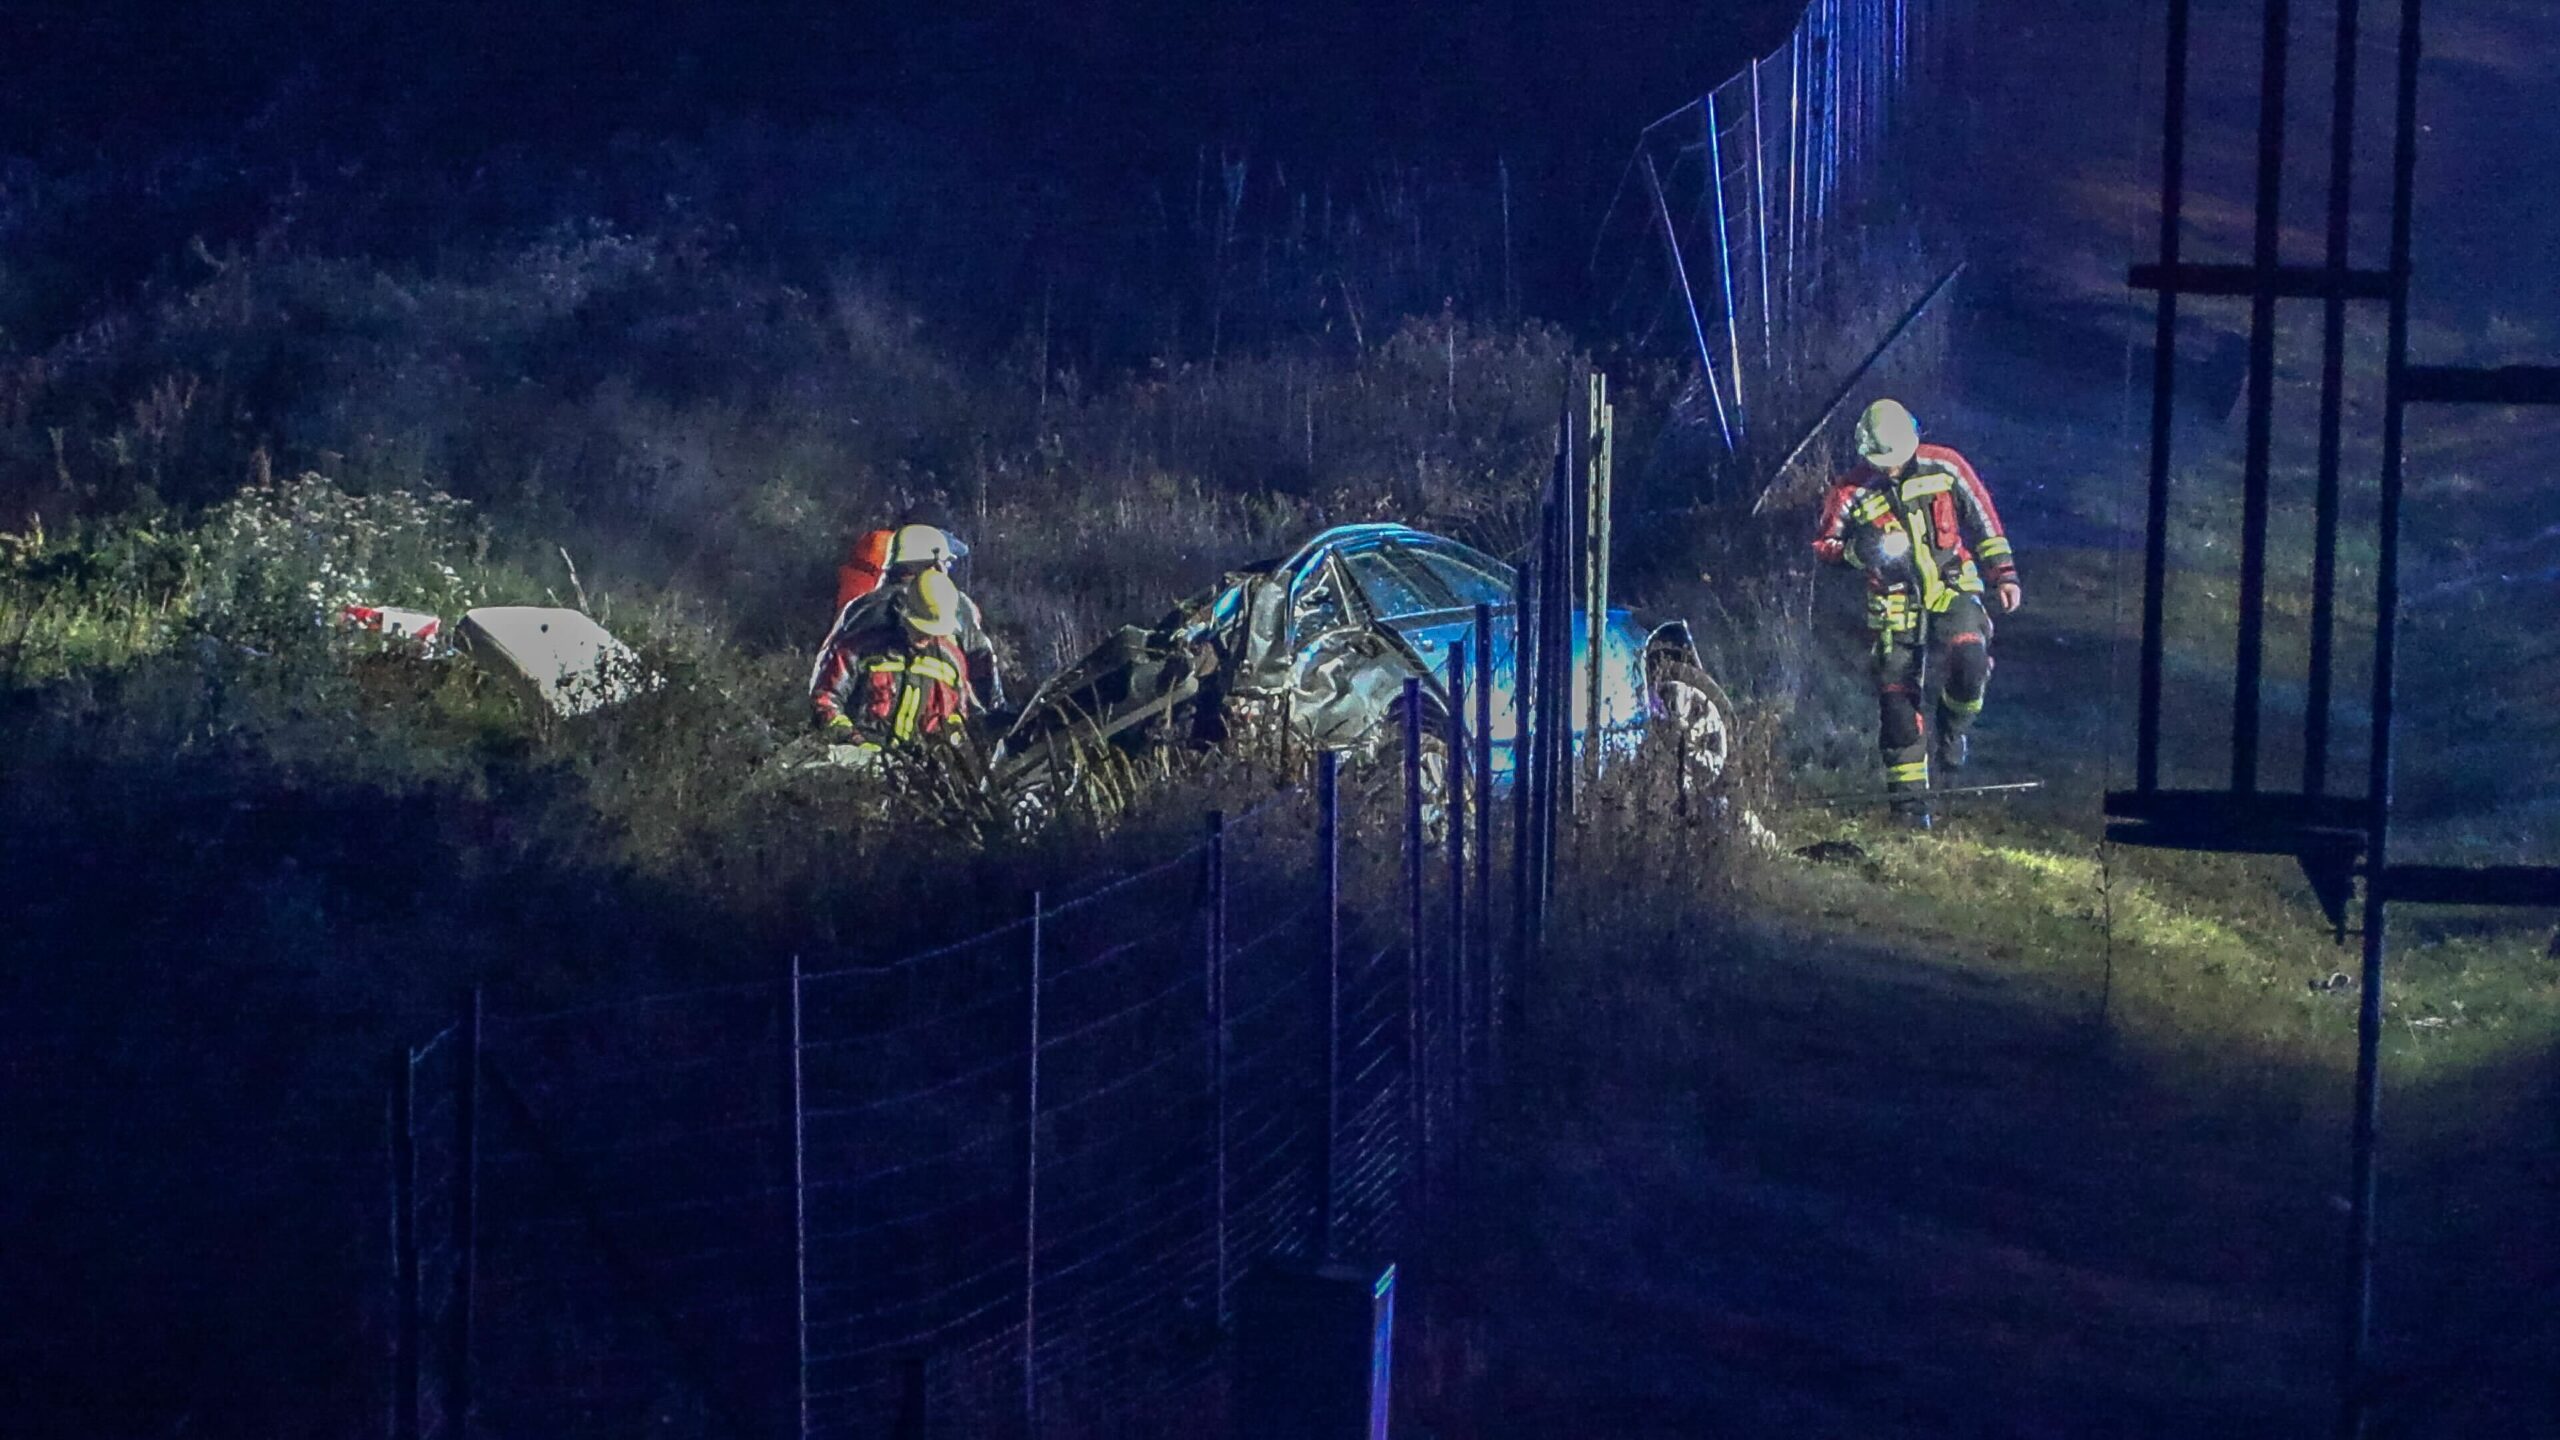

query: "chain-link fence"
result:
(1598, 0), (1965, 501)
(390, 743), (1510, 1439)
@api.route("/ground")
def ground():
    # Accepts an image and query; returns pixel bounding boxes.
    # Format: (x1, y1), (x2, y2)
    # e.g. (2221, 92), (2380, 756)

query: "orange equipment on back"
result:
(836, 528), (895, 611)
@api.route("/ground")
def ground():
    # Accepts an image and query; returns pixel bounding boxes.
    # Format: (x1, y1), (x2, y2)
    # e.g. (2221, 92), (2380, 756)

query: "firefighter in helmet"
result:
(811, 523), (1007, 739)
(1810, 399), (2022, 828)
(809, 569), (986, 751)
(816, 523), (1005, 721)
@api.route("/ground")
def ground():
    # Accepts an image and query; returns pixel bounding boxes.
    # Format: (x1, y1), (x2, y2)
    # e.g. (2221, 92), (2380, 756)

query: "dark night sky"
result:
(6, 1), (1798, 164)
(1, 0), (1811, 356)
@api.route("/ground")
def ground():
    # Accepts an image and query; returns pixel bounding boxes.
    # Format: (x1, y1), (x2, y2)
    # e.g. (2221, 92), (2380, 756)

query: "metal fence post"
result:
(1443, 644), (1468, 1118)
(1471, 605), (1495, 1093)
(788, 955), (810, 1440)
(393, 1049), (420, 1440)
(1548, 442), (1571, 871)
(1582, 379), (1598, 790)
(1509, 558), (1534, 1066)
(1558, 386), (1580, 827)
(1206, 811), (1230, 1322)
(1536, 450), (1556, 963)
(1825, 0), (1843, 220)
(1527, 479), (1553, 929)
(1787, 26), (1804, 310)
(1401, 678), (1428, 1208)
(1317, 750), (1342, 1263)
(1587, 381), (1607, 763)
(1540, 438), (1568, 905)
(2345, 3), (2423, 1428)
(1750, 56), (1775, 370)
(1024, 892), (1044, 1434)
(454, 986), (482, 1436)
(1704, 89), (1750, 444)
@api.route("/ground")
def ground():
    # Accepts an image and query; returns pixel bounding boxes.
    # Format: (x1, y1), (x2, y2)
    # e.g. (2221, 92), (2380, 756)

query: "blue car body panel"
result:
(1220, 523), (1669, 785)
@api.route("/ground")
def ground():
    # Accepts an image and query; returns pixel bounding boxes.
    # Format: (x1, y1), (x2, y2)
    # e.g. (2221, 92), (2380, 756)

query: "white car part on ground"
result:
(455, 606), (655, 717)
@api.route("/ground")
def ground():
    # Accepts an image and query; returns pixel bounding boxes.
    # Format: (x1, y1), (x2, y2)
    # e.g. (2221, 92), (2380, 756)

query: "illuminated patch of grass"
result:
(1721, 803), (2560, 1091)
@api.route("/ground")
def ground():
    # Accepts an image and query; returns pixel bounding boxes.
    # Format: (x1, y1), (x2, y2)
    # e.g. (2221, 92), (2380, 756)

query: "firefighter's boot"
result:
(1935, 729), (1968, 774)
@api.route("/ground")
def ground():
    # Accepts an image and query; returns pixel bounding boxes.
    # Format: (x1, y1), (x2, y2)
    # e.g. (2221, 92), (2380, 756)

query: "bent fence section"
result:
(1598, 0), (1964, 498)
(389, 755), (1504, 1439)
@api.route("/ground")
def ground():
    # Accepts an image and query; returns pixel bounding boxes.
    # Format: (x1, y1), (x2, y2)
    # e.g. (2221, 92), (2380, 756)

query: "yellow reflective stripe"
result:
(891, 682), (926, 740)
(1929, 561), (1982, 610)
(862, 653), (962, 686)
(1852, 495), (1892, 522)
(1904, 513), (1952, 612)
(1899, 471), (1953, 498)
(1976, 535), (2014, 560)
(1943, 694), (1984, 716)
(1886, 761), (1931, 784)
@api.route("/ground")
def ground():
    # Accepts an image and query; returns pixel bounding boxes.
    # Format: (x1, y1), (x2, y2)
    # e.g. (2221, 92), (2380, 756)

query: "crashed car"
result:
(990, 522), (1735, 802)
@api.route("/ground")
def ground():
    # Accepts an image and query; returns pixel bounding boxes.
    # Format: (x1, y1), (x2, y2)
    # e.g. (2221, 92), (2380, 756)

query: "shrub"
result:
(188, 469), (485, 643)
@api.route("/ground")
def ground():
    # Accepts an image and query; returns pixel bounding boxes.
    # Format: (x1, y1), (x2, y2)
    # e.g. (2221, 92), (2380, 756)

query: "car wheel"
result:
(1647, 658), (1736, 791)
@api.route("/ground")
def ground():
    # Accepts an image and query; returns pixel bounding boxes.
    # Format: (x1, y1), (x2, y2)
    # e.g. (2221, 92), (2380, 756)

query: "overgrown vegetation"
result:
(4, 182), (2544, 1046)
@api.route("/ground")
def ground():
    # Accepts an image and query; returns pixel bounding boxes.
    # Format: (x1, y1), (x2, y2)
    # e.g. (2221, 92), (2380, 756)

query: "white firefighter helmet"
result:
(888, 523), (969, 568)
(1854, 398), (1921, 470)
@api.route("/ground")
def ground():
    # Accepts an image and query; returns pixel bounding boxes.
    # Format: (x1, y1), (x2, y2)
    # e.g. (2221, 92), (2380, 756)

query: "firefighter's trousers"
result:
(1873, 591), (1993, 799)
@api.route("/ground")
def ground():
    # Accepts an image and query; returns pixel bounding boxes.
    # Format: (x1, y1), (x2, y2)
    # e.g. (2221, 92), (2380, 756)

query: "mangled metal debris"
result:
(991, 523), (1736, 803)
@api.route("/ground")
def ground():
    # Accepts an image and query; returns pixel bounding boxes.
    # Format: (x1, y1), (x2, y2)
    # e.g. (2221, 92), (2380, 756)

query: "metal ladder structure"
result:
(2106, 0), (2560, 1433)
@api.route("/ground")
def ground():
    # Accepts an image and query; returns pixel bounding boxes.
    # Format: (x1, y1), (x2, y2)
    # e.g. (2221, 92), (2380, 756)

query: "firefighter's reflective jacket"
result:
(809, 622), (973, 744)
(1810, 442), (2019, 639)
(810, 582), (1005, 720)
